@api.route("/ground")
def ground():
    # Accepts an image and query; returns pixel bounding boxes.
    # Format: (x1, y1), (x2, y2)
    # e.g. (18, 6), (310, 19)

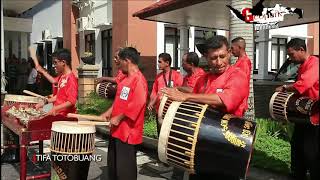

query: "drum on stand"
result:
(269, 92), (318, 124)
(50, 121), (96, 180)
(1, 94), (42, 162)
(158, 100), (257, 178)
(96, 82), (117, 99)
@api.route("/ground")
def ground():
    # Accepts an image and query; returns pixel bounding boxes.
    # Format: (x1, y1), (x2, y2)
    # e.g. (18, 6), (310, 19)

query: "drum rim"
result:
(158, 100), (181, 164)
(96, 83), (101, 95)
(158, 95), (168, 124)
(51, 121), (96, 134)
(4, 94), (41, 104)
(269, 92), (294, 122)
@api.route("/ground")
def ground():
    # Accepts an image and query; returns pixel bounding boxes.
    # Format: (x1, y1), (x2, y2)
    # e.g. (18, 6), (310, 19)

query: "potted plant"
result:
(81, 52), (95, 65)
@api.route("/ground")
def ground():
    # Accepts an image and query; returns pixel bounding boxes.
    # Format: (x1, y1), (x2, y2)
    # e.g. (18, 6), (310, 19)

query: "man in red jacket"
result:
(231, 37), (252, 83)
(147, 53), (183, 134)
(35, 48), (78, 116)
(162, 35), (249, 180)
(179, 52), (205, 93)
(275, 38), (319, 180)
(100, 47), (148, 180)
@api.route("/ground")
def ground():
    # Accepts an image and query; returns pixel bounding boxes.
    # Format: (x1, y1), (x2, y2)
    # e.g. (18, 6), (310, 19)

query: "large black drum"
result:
(96, 82), (117, 99)
(50, 121), (96, 180)
(269, 92), (318, 125)
(158, 98), (257, 178)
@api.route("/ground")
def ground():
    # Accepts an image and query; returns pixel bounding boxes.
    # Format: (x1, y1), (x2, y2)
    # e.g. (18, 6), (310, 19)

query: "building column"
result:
(230, 0), (255, 121)
(256, 29), (270, 80)
(95, 28), (102, 77)
(178, 25), (189, 74)
(62, 0), (80, 74)
(1, 0), (5, 93)
(21, 32), (28, 59)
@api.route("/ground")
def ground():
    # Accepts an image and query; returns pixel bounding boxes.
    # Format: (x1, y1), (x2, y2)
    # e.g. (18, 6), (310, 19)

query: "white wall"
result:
(30, 0), (62, 50)
(78, 0), (112, 76)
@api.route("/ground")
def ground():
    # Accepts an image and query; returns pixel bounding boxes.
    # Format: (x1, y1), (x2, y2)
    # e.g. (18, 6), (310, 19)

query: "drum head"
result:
(51, 121), (96, 134)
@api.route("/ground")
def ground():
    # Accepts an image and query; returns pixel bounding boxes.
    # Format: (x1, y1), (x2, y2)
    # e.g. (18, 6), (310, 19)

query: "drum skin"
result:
(158, 101), (257, 178)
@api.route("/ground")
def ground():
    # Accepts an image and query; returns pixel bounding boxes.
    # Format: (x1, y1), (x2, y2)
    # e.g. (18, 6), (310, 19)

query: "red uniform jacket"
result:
(150, 69), (183, 112)
(183, 67), (206, 90)
(111, 71), (148, 144)
(293, 56), (319, 125)
(193, 66), (249, 117)
(54, 72), (78, 116)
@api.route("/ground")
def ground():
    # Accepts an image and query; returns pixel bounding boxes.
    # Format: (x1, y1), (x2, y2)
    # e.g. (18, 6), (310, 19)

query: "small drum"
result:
(158, 95), (173, 125)
(96, 82), (117, 99)
(50, 121), (96, 180)
(269, 92), (318, 124)
(158, 100), (257, 178)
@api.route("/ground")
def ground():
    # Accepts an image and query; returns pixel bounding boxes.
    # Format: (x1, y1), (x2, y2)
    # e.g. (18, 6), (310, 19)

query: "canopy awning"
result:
(133, 0), (319, 29)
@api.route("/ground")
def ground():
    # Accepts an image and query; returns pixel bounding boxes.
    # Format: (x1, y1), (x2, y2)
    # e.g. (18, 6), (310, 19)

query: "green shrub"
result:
(77, 91), (113, 115)
(143, 111), (158, 139)
(250, 119), (291, 174)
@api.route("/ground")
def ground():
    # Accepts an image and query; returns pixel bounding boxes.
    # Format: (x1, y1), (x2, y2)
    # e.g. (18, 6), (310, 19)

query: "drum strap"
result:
(163, 69), (173, 87)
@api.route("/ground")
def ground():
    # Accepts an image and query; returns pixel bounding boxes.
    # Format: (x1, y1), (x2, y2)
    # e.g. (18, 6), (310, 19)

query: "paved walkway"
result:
(1, 125), (293, 180)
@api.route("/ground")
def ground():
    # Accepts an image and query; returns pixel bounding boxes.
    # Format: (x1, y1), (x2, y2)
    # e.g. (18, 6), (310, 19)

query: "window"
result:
(270, 38), (287, 72)
(102, 29), (112, 76)
(164, 27), (189, 69)
(85, 33), (95, 54)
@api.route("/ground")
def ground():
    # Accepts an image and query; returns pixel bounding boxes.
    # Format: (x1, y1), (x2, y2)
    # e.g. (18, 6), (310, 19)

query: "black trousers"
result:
(291, 123), (319, 180)
(107, 137), (137, 180)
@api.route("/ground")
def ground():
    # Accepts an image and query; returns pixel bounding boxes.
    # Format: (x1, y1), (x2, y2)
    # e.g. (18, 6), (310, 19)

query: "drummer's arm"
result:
(177, 86), (193, 93)
(185, 93), (226, 110)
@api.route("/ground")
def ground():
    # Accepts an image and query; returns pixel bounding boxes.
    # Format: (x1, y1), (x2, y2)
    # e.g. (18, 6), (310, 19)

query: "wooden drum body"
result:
(96, 82), (117, 99)
(269, 92), (318, 124)
(158, 101), (257, 178)
(50, 121), (96, 180)
(158, 95), (173, 125)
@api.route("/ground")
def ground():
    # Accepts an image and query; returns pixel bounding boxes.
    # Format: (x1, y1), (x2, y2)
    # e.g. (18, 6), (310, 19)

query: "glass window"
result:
(164, 27), (189, 69)
(85, 33), (95, 55)
(270, 37), (287, 72)
(102, 29), (112, 76)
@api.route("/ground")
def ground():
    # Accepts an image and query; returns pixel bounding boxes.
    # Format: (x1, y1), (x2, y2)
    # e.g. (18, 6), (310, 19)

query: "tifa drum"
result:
(96, 82), (117, 99)
(50, 121), (96, 180)
(158, 100), (257, 178)
(269, 92), (318, 124)
(158, 95), (173, 125)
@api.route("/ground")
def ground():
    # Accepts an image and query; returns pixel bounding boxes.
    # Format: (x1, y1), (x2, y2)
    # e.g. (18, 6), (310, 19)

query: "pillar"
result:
(77, 64), (99, 104)
(178, 25), (189, 74)
(230, 0), (255, 121)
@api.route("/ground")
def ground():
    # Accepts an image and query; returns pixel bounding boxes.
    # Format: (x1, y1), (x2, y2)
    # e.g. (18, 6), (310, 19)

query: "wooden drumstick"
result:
(77, 121), (110, 126)
(67, 113), (108, 122)
(23, 90), (48, 100)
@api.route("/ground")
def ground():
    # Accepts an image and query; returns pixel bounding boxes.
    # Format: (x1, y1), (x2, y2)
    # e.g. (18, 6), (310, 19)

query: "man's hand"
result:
(275, 85), (286, 92)
(35, 101), (45, 110)
(161, 88), (187, 102)
(100, 110), (111, 121)
(109, 116), (121, 126)
(46, 107), (57, 116)
(95, 77), (107, 84)
(28, 46), (40, 67)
